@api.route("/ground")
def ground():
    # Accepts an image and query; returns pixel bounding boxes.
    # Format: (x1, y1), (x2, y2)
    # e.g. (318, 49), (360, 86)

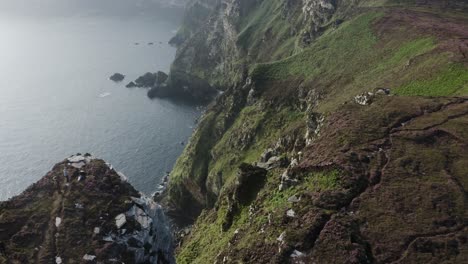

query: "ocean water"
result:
(0, 15), (199, 200)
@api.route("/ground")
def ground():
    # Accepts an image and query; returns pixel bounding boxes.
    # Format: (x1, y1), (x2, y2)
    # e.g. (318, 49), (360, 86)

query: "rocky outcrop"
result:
(125, 70), (217, 103)
(127, 71), (168, 88)
(147, 71), (218, 103)
(110, 73), (125, 82)
(0, 155), (175, 264)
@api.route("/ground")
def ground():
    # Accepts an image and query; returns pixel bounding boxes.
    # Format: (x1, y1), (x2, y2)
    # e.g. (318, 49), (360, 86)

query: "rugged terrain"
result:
(162, 0), (468, 263)
(1, 0), (468, 263)
(0, 155), (174, 264)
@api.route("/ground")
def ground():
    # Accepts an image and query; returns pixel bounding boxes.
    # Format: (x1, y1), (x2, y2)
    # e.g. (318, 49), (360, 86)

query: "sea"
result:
(0, 11), (199, 200)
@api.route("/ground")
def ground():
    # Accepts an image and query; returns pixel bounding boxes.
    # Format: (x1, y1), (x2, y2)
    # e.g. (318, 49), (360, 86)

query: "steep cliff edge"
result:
(0, 155), (175, 264)
(164, 0), (468, 263)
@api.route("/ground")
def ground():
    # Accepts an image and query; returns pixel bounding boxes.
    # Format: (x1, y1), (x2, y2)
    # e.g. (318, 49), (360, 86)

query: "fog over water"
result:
(0, 2), (199, 200)
(0, 0), (185, 17)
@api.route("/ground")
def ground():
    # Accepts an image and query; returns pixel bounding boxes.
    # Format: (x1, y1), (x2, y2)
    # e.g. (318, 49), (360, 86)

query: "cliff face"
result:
(165, 0), (468, 263)
(154, 0), (355, 102)
(169, 0), (351, 91)
(0, 155), (174, 264)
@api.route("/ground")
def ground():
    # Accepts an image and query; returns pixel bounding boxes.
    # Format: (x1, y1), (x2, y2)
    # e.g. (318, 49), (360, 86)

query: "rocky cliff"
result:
(0, 155), (175, 264)
(163, 0), (468, 263)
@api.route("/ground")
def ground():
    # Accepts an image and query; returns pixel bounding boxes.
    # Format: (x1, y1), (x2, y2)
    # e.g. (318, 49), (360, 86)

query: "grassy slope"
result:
(173, 5), (468, 262)
(251, 11), (468, 112)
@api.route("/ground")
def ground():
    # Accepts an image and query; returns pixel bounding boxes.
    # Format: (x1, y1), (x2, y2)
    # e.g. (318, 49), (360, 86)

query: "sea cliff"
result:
(1, 0), (468, 263)
(162, 0), (468, 263)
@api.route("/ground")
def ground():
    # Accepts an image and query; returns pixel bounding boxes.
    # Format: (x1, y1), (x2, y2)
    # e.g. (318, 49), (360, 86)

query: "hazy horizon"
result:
(0, 0), (185, 19)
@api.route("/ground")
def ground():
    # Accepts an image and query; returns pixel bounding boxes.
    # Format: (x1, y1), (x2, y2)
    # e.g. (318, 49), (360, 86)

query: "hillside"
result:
(162, 0), (468, 263)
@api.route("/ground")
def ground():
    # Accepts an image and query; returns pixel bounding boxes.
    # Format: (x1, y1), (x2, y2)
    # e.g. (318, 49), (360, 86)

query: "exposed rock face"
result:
(0, 155), (175, 264)
(168, 0), (354, 95)
(221, 164), (267, 231)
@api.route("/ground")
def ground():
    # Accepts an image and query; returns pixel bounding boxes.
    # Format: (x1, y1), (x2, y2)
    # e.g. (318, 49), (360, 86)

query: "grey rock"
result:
(110, 73), (125, 82)
(288, 195), (301, 203)
(126, 81), (137, 88)
(354, 92), (374, 106)
(260, 148), (275, 163)
(286, 209), (296, 218)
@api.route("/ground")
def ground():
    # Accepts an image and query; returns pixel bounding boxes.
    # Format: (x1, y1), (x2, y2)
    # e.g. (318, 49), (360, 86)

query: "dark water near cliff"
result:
(0, 15), (199, 200)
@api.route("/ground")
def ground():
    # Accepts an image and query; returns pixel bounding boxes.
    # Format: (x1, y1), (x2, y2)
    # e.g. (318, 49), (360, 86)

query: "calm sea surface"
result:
(0, 15), (199, 200)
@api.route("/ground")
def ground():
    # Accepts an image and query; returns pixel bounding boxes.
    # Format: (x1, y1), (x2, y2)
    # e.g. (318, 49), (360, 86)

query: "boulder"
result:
(115, 214), (127, 229)
(286, 209), (296, 218)
(109, 73), (125, 82)
(354, 92), (374, 106)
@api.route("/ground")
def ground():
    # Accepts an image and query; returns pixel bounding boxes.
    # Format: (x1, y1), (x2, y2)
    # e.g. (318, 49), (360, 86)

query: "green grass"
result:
(237, 0), (283, 51)
(304, 170), (341, 191)
(378, 37), (436, 69)
(177, 169), (343, 263)
(173, 109), (228, 181)
(251, 12), (382, 81)
(395, 63), (468, 96)
(206, 104), (305, 195)
(249, 10), (464, 113)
